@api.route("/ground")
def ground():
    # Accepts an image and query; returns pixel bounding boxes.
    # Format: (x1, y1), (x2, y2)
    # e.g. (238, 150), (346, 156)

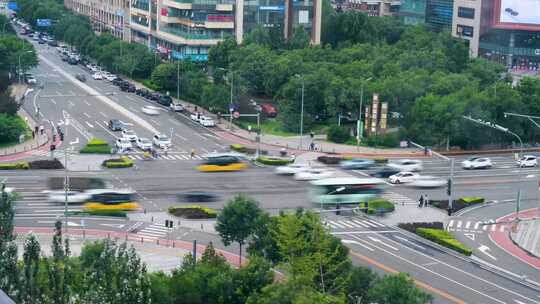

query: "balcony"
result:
(205, 21), (234, 29)
(158, 26), (230, 45)
(216, 3), (233, 11)
(131, 7), (150, 16)
(163, 0), (192, 10)
(160, 15), (182, 23)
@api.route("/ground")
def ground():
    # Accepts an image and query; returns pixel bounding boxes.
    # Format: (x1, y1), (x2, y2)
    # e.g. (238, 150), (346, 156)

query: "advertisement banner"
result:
(494, 0), (540, 31)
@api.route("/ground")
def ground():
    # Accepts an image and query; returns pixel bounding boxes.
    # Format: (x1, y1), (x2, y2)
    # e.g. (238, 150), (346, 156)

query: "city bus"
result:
(196, 153), (247, 172)
(83, 189), (140, 211)
(309, 177), (384, 206)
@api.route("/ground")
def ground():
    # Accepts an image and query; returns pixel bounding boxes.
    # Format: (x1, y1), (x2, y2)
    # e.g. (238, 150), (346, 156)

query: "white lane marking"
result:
(175, 134), (187, 141)
(68, 100), (75, 107)
(201, 148), (209, 153)
(85, 121), (94, 128)
(50, 98), (57, 105)
(179, 155), (189, 160)
(83, 100), (91, 106)
(394, 235), (427, 250)
(100, 112), (108, 118)
(448, 220), (454, 228)
(351, 220), (370, 228)
(478, 244), (497, 261)
(342, 238), (375, 251)
(69, 138), (79, 145)
(328, 221), (346, 229)
(465, 221), (471, 229)
(55, 90), (62, 95)
(195, 133), (208, 140)
(150, 119), (161, 126)
(367, 236), (398, 250)
(457, 221), (462, 228)
(337, 221), (357, 228)
(83, 112), (91, 118)
(464, 233), (475, 241)
(366, 219), (385, 227)
(474, 221), (481, 230)
(126, 95), (134, 101)
(168, 118), (180, 126)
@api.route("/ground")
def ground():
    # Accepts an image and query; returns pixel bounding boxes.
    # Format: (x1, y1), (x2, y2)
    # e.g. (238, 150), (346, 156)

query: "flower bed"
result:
(366, 199), (395, 214)
(397, 222), (444, 234)
(416, 228), (472, 256)
(0, 162), (29, 170)
(101, 156), (133, 168)
(80, 138), (112, 154)
(168, 205), (217, 219)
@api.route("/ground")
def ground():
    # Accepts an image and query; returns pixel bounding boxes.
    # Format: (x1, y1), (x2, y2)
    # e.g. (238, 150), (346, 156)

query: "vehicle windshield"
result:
(158, 135), (169, 141)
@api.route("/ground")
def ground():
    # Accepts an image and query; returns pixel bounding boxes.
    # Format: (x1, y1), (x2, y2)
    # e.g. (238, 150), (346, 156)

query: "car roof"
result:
(310, 177), (382, 186)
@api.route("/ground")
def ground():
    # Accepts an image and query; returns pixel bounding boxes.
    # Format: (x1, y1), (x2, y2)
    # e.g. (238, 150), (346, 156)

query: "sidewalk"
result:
(129, 211), (217, 234)
(510, 215), (540, 258)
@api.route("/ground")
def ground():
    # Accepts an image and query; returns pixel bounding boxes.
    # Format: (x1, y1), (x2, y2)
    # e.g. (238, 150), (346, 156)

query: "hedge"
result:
(373, 157), (388, 164)
(0, 162), (29, 170)
(168, 205), (217, 219)
(80, 138), (112, 154)
(366, 199), (395, 214)
(67, 210), (127, 218)
(256, 156), (293, 166)
(230, 144), (247, 153)
(416, 228), (472, 256)
(430, 197), (485, 212)
(461, 197), (484, 204)
(28, 159), (64, 169)
(102, 156), (133, 168)
(327, 125), (351, 143)
(397, 222), (444, 234)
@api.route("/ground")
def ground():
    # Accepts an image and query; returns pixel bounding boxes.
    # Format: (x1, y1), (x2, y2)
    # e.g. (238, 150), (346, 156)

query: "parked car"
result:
(516, 155), (537, 168)
(199, 116), (216, 127)
(121, 129), (138, 142)
(388, 172), (419, 184)
(294, 168), (334, 181)
(461, 157), (492, 169)
(92, 73), (103, 80)
(120, 82), (136, 92)
(387, 159), (423, 172)
(190, 113), (201, 122)
(115, 138), (132, 151)
(340, 158), (375, 170)
(142, 105), (160, 116)
(170, 102), (183, 112)
(147, 92), (160, 101)
(25, 74), (36, 85)
(136, 88), (149, 96)
(153, 134), (171, 148)
(260, 103), (278, 117)
(104, 74), (117, 81)
(75, 73), (86, 82)
(112, 78), (126, 86)
(409, 176), (446, 188)
(38, 38), (45, 44)
(47, 40), (58, 47)
(108, 119), (124, 131)
(136, 137), (153, 151)
(274, 163), (310, 175)
(157, 95), (172, 106)
(67, 56), (78, 65)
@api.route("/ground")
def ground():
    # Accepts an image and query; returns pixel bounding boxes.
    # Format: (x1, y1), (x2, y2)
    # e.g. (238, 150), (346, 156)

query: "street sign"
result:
(7, 2), (17, 10)
(233, 111), (240, 119)
(36, 19), (52, 27)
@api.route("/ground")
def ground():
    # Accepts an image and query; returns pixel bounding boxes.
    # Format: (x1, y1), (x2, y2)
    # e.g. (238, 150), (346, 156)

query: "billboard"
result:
(494, 0), (540, 31)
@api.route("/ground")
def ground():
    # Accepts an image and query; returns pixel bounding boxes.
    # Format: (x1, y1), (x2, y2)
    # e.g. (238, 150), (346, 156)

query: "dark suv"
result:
(119, 82), (136, 92)
(157, 95), (172, 106)
(136, 88), (149, 97)
(108, 119), (124, 131)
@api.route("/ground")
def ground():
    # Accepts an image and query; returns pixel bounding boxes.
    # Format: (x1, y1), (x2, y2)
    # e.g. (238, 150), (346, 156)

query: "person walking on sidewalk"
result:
(424, 194), (429, 207)
(39, 125), (44, 135)
(418, 195), (424, 208)
(190, 148), (196, 159)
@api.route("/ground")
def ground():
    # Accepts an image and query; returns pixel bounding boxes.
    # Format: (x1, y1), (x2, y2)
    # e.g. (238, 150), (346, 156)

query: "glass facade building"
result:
(425, 0), (453, 31)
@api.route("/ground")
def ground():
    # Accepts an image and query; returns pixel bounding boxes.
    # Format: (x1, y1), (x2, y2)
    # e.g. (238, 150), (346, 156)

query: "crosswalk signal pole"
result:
(447, 158), (454, 216)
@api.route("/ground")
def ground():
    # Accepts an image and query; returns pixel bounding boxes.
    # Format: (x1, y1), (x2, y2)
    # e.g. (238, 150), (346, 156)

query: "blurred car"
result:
(387, 159), (423, 172)
(115, 138), (132, 151)
(516, 155), (537, 168)
(340, 158), (375, 170)
(196, 154), (247, 172)
(121, 129), (138, 142)
(136, 88), (150, 96)
(75, 73), (86, 82)
(108, 119), (124, 131)
(294, 168), (334, 181)
(199, 116), (215, 127)
(38, 38), (45, 44)
(119, 82), (136, 92)
(274, 163), (310, 175)
(92, 73), (103, 80)
(461, 157), (492, 169)
(409, 176), (446, 188)
(25, 74), (36, 85)
(190, 113), (201, 122)
(147, 92), (160, 101)
(153, 134), (171, 148)
(136, 137), (152, 151)
(388, 172), (419, 184)
(177, 191), (219, 203)
(112, 78), (126, 86)
(142, 105), (160, 116)
(47, 40), (58, 47)
(104, 74), (117, 81)
(170, 102), (184, 112)
(260, 103), (278, 117)
(46, 190), (90, 204)
(371, 166), (400, 178)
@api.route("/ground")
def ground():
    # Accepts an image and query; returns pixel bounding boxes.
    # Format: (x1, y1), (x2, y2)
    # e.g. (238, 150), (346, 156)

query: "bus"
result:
(83, 189), (140, 211)
(309, 177), (384, 206)
(196, 153), (247, 172)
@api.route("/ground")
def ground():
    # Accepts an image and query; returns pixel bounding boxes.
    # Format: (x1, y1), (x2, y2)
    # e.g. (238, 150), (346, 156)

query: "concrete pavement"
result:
(512, 216), (540, 258)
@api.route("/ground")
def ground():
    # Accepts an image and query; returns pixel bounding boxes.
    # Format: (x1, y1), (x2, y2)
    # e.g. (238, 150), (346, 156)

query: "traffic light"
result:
(446, 179), (452, 196)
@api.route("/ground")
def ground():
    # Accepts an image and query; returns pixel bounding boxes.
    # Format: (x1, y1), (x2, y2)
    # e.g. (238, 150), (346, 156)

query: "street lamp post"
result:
(357, 77), (373, 151)
(462, 115), (523, 156)
(63, 119), (70, 235)
(295, 74), (305, 150)
(18, 51), (32, 84)
(177, 60), (180, 100)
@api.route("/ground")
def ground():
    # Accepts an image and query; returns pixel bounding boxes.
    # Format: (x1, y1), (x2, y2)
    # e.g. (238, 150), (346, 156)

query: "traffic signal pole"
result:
(447, 158), (454, 215)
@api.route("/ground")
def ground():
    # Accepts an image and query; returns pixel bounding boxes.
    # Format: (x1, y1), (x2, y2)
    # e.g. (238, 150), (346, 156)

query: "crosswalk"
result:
(28, 149), (67, 159)
(136, 224), (171, 240)
(447, 219), (506, 233)
(382, 191), (417, 205)
(126, 153), (203, 161)
(325, 218), (387, 230)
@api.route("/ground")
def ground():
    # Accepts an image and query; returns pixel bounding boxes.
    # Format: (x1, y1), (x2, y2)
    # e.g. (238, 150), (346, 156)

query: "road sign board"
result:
(233, 111), (240, 119)
(7, 2), (17, 10)
(36, 19), (52, 27)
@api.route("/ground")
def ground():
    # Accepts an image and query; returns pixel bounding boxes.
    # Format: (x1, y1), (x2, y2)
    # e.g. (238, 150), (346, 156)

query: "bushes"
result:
(397, 222), (444, 234)
(365, 133), (399, 148)
(373, 157), (388, 164)
(168, 205), (218, 219)
(327, 125), (351, 143)
(67, 210), (127, 218)
(0, 114), (27, 145)
(366, 199), (395, 214)
(0, 162), (29, 170)
(230, 144), (247, 153)
(80, 138), (112, 154)
(416, 228), (472, 256)
(256, 156), (293, 166)
(102, 156), (133, 168)
(28, 159), (64, 169)
(461, 197), (484, 204)
(430, 197), (485, 212)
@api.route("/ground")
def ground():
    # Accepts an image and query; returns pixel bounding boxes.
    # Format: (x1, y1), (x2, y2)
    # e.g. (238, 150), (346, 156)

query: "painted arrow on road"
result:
(69, 137), (79, 145)
(368, 236), (398, 251)
(67, 221), (81, 227)
(464, 233), (475, 241)
(478, 244), (496, 261)
(341, 239), (374, 251)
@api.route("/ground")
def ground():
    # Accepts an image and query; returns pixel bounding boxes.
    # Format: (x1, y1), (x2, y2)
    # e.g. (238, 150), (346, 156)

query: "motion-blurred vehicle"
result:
(461, 157), (492, 169)
(136, 137), (152, 151)
(112, 78), (126, 86)
(199, 116), (215, 127)
(294, 168), (334, 181)
(387, 159), (423, 172)
(190, 113), (201, 122)
(260, 103), (278, 118)
(75, 73), (86, 82)
(310, 177), (384, 206)
(121, 129), (138, 142)
(83, 189), (140, 211)
(115, 138), (132, 150)
(46, 190), (90, 204)
(171, 102), (184, 112)
(409, 176), (446, 188)
(25, 73), (36, 85)
(104, 73), (117, 81)
(92, 73), (103, 80)
(340, 158), (375, 170)
(142, 105), (160, 116)
(274, 163), (311, 175)
(196, 154), (247, 172)
(108, 119), (124, 131)
(516, 155), (537, 168)
(153, 134), (171, 148)
(371, 166), (400, 178)
(136, 88), (150, 97)
(388, 172), (419, 184)
(177, 191), (219, 203)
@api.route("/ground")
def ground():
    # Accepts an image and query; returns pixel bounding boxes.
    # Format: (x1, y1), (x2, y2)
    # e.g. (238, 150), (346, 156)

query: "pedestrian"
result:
(39, 125), (44, 135)
(163, 146), (168, 156)
(418, 195), (424, 208)
(194, 106), (198, 112)
(310, 131), (314, 139)
(31, 131), (35, 139)
(34, 126), (39, 134)
(190, 148), (196, 159)
(310, 142), (315, 151)
(424, 194), (429, 207)
(24, 116), (28, 125)
(291, 153), (296, 163)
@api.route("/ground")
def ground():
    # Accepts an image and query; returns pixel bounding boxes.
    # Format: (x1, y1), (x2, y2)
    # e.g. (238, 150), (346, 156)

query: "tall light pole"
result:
(177, 60), (180, 99)
(217, 66), (234, 129)
(357, 77), (372, 150)
(64, 119), (70, 235)
(18, 50), (32, 84)
(295, 74), (305, 150)
(462, 115), (523, 156)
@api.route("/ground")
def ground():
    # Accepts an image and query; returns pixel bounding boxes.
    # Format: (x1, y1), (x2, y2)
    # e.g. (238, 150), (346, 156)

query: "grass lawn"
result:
(236, 119), (298, 137)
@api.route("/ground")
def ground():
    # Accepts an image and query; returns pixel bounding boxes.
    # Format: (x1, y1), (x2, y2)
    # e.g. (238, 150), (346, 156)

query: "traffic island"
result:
(101, 156), (134, 168)
(168, 205), (218, 219)
(415, 228), (472, 256)
(80, 138), (112, 154)
(0, 159), (64, 170)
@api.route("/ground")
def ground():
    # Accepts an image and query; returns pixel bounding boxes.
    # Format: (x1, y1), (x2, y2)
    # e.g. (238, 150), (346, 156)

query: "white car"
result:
(26, 75), (37, 85)
(104, 74), (117, 81)
(92, 73), (103, 80)
(199, 116), (215, 127)
(190, 113), (201, 122)
(136, 137), (152, 151)
(516, 155), (537, 168)
(170, 103), (184, 112)
(294, 168), (334, 181)
(274, 163), (311, 175)
(153, 134), (171, 148)
(388, 172), (420, 184)
(121, 129), (138, 142)
(115, 138), (132, 151)
(46, 190), (90, 204)
(387, 159), (423, 172)
(142, 105), (160, 116)
(409, 176), (446, 188)
(461, 157), (492, 169)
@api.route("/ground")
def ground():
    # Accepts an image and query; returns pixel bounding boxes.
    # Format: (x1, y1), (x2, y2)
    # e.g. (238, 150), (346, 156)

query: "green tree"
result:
(287, 26), (311, 50)
(367, 273), (433, 304)
(244, 25), (273, 48)
(216, 195), (263, 266)
(232, 257), (274, 303)
(201, 83), (229, 112)
(0, 114), (26, 144)
(0, 184), (19, 299)
(246, 281), (346, 304)
(209, 36), (237, 70)
(346, 267), (376, 304)
(21, 233), (43, 303)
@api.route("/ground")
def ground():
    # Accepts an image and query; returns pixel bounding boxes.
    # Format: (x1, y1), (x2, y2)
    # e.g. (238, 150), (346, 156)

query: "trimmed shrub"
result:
(168, 205), (217, 219)
(461, 197), (484, 204)
(0, 162), (29, 170)
(366, 199), (395, 214)
(397, 222), (444, 234)
(230, 144), (247, 153)
(102, 156), (133, 168)
(80, 138), (112, 154)
(317, 155), (342, 165)
(67, 210), (127, 218)
(256, 156), (293, 166)
(430, 196), (485, 212)
(28, 159), (64, 169)
(365, 133), (399, 148)
(327, 125), (351, 143)
(416, 228), (472, 256)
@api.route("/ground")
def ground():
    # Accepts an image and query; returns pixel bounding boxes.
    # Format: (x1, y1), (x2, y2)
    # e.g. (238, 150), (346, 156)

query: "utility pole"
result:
(177, 60), (180, 99)
(447, 158), (454, 215)
(64, 119), (69, 235)
(295, 74), (305, 150)
(357, 77), (372, 151)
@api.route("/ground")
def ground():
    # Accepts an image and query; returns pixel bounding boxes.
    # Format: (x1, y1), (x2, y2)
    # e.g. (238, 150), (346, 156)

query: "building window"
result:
(457, 6), (474, 19)
(457, 24), (473, 37)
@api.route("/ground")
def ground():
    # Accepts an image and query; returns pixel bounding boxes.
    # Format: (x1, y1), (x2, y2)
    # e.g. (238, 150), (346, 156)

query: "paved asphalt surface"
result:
(7, 28), (540, 303)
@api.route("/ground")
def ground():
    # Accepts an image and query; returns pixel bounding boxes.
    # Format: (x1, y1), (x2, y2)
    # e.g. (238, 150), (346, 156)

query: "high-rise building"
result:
(344, 0), (400, 17)
(399, 0), (453, 31)
(64, 0), (130, 40)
